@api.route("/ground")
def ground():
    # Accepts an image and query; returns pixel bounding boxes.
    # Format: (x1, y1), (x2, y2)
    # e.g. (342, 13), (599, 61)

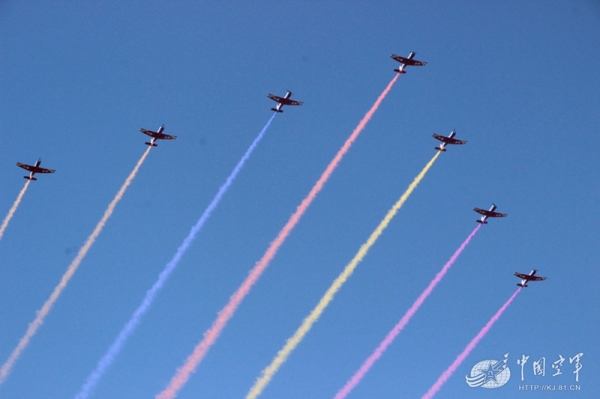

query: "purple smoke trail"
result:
(74, 114), (277, 399)
(334, 224), (481, 399)
(421, 287), (522, 399)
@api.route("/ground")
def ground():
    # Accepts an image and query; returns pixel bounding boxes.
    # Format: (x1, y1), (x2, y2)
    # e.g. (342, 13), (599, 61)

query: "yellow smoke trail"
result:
(246, 152), (440, 399)
(0, 180), (31, 241)
(0, 147), (151, 386)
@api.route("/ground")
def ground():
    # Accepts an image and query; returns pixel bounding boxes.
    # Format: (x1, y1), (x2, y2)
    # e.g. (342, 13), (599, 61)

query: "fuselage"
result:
(269, 91), (293, 113)
(517, 269), (537, 287)
(397, 52), (415, 73)
(477, 204), (497, 224)
(436, 130), (456, 151)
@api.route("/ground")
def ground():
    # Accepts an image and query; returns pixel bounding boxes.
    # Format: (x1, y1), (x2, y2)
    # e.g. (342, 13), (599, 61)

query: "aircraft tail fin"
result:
(517, 283), (528, 288)
(435, 147), (447, 152)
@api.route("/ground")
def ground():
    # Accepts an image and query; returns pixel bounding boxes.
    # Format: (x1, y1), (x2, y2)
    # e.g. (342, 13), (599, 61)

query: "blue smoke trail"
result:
(74, 113), (277, 399)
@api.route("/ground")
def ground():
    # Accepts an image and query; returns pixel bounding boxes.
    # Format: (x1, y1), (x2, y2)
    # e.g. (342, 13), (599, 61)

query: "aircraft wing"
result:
(529, 276), (547, 281)
(268, 94), (302, 106)
(35, 167), (56, 174)
(432, 133), (445, 142)
(158, 134), (177, 140)
(16, 162), (55, 174)
(445, 137), (467, 145)
(267, 94), (284, 102)
(514, 272), (546, 281)
(140, 128), (158, 137)
(16, 162), (35, 172)
(431, 134), (466, 145)
(488, 211), (507, 218)
(390, 54), (427, 66)
(473, 207), (488, 216)
(406, 59), (426, 66)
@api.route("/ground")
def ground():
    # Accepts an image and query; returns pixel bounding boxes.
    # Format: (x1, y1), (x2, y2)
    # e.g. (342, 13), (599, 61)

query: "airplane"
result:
(267, 91), (303, 113)
(514, 269), (547, 287)
(432, 130), (467, 152)
(139, 125), (177, 147)
(473, 203), (507, 224)
(390, 52), (427, 74)
(16, 159), (55, 181)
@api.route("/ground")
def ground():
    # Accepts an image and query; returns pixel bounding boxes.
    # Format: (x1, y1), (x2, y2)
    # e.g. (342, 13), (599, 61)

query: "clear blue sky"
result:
(1, 1), (599, 398)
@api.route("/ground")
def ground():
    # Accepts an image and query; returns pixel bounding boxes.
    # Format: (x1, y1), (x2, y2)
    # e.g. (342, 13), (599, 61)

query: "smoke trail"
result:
(0, 147), (151, 387)
(334, 224), (481, 399)
(74, 114), (277, 399)
(0, 180), (31, 241)
(421, 288), (522, 399)
(156, 74), (400, 399)
(246, 152), (440, 399)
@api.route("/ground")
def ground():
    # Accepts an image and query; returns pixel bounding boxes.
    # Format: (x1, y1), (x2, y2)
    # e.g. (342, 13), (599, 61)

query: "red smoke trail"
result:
(421, 288), (522, 399)
(334, 224), (481, 399)
(156, 74), (400, 399)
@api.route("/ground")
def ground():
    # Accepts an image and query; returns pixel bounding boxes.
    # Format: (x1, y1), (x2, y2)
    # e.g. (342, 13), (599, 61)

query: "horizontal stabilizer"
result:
(476, 220), (488, 224)
(270, 108), (283, 113)
(393, 69), (406, 74)
(435, 147), (446, 152)
(145, 142), (158, 147)
(24, 176), (37, 181)
(517, 283), (528, 287)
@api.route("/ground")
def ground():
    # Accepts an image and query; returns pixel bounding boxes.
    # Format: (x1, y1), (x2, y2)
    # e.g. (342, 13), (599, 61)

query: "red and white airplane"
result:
(390, 52), (427, 74)
(140, 125), (177, 147)
(514, 269), (547, 287)
(16, 159), (55, 181)
(432, 130), (467, 152)
(473, 203), (507, 224)
(267, 91), (303, 113)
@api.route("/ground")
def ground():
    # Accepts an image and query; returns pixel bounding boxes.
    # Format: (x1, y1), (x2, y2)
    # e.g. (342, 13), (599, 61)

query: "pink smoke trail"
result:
(0, 180), (31, 241)
(156, 74), (400, 399)
(334, 224), (481, 399)
(421, 287), (522, 399)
